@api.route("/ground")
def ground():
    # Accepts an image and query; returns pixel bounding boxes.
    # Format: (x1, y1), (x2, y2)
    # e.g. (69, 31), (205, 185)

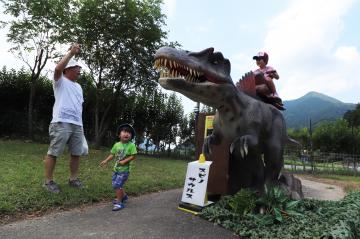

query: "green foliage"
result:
(0, 67), (53, 138)
(56, 0), (170, 146)
(178, 112), (195, 147)
(255, 186), (301, 224)
(0, 66), (191, 153)
(0, 140), (187, 220)
(344, 104), (360, 127)
(228, 189), (256, 216)
(287, 127), (309, 147)
(0, 0), (191, 150)
(312, 119), (360, 154)
(1, 0), (77, 136)
(201, 189), (360, 239)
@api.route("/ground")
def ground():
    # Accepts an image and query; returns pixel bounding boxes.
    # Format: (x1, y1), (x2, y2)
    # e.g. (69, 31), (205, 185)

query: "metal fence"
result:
(284, 147), (360, 175)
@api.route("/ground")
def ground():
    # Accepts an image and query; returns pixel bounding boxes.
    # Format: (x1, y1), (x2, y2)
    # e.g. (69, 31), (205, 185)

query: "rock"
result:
(278, 172), (304, 200)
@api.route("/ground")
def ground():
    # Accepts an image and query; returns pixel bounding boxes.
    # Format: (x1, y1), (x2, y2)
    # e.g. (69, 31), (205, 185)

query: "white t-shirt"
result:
(51, 75), (84, 126)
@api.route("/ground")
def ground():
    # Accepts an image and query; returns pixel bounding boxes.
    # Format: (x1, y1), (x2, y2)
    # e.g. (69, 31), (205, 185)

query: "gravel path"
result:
(298, 177), (346, 200)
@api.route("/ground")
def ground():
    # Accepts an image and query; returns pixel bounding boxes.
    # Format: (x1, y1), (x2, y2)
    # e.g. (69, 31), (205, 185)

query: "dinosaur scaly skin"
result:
(154, 47), (288, 193)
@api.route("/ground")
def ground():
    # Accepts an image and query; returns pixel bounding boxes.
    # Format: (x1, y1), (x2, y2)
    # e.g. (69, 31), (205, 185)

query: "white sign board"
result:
(181, 160), (212, 207)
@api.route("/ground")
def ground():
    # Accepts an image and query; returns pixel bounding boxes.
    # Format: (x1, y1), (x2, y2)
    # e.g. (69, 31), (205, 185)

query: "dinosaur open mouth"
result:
(154, 58), (207, 83)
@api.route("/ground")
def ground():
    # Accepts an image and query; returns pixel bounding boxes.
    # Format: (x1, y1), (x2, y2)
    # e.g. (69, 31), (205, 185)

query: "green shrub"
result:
(255, 186), (302, 224)
(201, 190), (360, 239)
(228, 189), (256, 216)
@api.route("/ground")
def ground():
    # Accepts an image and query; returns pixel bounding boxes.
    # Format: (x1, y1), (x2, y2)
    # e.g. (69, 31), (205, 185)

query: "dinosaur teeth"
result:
(154, 58), (204, 82)
(153, 59), (159, 69)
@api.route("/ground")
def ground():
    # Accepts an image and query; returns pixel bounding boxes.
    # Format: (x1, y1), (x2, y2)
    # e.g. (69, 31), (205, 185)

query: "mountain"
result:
(282, 91), (356, 129)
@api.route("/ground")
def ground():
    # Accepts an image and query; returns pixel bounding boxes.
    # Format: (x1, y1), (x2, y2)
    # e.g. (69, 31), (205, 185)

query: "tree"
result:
(63, 0), (167, 147)
(0, 67), (53, 138)
(162, 93), (184, 155)
(287, 127), (309, 148)
(312, 119), (360, 154)
(149, 93), (184, 154)
(1, 0), (74, 137)
(131, 88), (166, 149)
(344, 104), (360, 127)
(179, 113), (195, 147)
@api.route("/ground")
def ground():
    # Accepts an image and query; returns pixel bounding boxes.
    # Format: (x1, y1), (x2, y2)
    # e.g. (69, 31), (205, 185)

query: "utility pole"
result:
(194, 102), (200, 132)
(309, 118), (314, 172)
(351, 119), (356, 175)
(194, 102), (200, 161)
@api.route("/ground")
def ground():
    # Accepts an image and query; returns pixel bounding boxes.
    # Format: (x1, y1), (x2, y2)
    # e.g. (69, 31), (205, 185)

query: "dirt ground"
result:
(295, 174), (349, 200)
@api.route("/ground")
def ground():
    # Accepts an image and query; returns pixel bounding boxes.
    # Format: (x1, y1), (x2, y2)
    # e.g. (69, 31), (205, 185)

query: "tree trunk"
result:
(167, 143), (171, 157)
(94, 92), (100, 148)
(94, 90), (112, 149)
(26, 48), (48, 139)
(27, 81), (36, 139)
(145, 137), (150, 154)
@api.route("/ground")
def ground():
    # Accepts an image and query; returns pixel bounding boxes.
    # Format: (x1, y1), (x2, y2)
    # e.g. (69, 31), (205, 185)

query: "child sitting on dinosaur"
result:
(252, 51), (284, 110)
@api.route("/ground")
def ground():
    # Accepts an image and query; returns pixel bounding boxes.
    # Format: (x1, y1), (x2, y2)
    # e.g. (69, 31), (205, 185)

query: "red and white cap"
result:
(253, 52), (269, 63)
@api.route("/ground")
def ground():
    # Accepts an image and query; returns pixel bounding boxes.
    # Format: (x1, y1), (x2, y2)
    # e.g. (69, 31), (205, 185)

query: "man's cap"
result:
(253, 52), (269, 62)
(64, 59), (82, 70)
(117, 123), (136, 140)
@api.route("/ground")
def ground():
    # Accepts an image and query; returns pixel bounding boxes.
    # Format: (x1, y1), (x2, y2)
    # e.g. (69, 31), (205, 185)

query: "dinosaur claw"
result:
(244, 142), (248, 156)
(230, 143), (235, 154)
(240, 147), (244, 158)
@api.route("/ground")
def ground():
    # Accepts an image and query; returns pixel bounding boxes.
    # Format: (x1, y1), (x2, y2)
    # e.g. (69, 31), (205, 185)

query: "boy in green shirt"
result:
(100, 124), (137, 211)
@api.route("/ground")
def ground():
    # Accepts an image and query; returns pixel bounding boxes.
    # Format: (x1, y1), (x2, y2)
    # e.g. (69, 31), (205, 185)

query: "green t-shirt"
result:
(110, 141), (137, 172)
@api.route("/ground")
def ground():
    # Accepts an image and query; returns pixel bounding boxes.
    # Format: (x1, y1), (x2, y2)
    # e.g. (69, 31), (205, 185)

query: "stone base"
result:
(278, 172), (304, 200)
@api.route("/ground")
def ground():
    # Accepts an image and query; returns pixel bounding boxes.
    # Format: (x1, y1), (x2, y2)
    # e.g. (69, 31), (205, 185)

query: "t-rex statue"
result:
(154, 46), (303, 199)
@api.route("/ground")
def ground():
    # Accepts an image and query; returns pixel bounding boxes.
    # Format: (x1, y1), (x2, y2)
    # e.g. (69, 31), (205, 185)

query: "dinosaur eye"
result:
(213, 60), (219, 64)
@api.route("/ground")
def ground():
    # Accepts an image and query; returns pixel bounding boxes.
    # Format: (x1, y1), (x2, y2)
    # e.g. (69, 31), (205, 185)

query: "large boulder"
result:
(278, 172), (304, 200)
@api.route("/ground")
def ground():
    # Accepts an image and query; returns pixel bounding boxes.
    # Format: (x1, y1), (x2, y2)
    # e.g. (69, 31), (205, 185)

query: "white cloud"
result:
(162, 0), (177, 19)
(334, 46), (360, 62)
(260, 0), (358, 102)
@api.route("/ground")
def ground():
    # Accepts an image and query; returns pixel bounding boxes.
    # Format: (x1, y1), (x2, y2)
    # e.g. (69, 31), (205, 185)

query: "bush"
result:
(228, 189), (256, 216)
(200, 190), (360, 239)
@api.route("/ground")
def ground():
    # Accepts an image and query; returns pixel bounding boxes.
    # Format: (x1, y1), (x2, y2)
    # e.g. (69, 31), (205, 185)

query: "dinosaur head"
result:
(154, 47), (234, 107)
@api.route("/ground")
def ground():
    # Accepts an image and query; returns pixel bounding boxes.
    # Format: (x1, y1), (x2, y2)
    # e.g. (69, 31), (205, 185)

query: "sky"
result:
(1, 0), (360, 114)
(160, 0), (360, 114)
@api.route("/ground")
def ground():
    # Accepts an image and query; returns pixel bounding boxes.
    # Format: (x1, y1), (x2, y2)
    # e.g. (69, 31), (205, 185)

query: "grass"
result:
(284, 158), (346, 169)
(0, 140), (188, 222)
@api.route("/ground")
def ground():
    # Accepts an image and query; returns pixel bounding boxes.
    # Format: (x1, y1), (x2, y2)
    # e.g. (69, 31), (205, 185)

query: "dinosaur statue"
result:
(154, 46), (303, 199)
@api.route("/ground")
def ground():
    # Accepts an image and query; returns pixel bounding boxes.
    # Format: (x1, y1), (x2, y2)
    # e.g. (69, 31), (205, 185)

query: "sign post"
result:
(178, 154), (213, 214)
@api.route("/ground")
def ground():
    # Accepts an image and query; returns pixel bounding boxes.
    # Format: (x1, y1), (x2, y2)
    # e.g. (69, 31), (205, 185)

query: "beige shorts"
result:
(47, 122), (84, 157)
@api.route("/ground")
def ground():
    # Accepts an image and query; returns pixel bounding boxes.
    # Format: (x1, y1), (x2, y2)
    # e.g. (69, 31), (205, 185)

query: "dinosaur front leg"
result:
(202, 132), (222, 160)
(228, 138), (265, 194)
(230, 134), (259, 159)
(263, 139), (284, 186)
